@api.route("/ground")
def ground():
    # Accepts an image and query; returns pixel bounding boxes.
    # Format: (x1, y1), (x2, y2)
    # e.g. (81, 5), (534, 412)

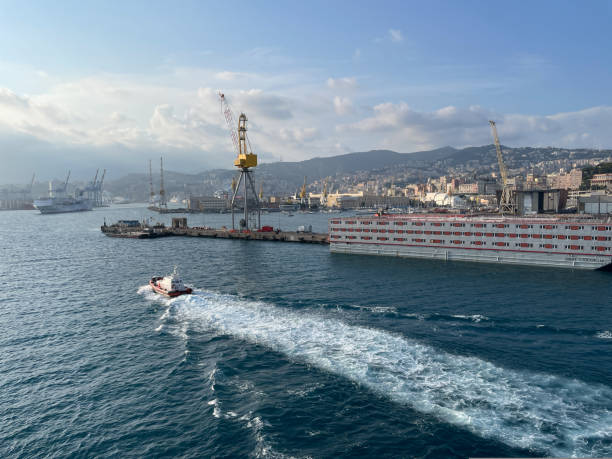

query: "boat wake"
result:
(139, 287), (612, 457)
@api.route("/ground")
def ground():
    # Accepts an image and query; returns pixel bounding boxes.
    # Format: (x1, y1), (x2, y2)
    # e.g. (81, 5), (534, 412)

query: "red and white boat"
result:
(149, 267), (193, 297)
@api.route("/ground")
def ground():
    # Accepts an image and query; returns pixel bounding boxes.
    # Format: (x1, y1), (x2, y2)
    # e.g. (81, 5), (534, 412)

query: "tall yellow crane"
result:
(300, 176), (307, 201)
(489, 120), (516, 214)
(219, 92), (261, 230)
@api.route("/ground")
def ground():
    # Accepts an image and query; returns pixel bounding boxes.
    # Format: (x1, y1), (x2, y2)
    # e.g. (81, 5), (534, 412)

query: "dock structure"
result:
(101, 219), (329, 244)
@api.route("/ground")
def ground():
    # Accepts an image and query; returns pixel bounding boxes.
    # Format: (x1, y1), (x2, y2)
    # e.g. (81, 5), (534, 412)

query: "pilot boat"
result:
(149, 267), (192, 297)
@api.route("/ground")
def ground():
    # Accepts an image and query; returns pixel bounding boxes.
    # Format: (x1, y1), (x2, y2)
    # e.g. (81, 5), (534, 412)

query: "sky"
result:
(0, 0), (611, 183)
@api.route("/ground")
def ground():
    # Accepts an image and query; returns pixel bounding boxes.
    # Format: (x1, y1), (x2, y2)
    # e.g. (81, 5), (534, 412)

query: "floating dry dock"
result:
(101, 219), (329, 244)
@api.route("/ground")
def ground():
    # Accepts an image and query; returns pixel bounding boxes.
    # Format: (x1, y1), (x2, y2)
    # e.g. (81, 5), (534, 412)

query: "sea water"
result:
(1, 206), (611, 458)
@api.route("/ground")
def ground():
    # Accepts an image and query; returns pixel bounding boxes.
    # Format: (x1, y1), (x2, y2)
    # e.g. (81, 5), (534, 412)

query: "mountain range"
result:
(102, 144), (612, 200)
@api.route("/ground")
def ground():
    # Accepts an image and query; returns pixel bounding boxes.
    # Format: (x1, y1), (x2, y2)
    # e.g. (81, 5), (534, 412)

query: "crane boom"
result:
(63, 171), (71, 193)
(488, 120), (516, 214)
(219, 93), (240, 156)
(300, 176), (307, 200)
(219, 93), (257, 169)
(489, 121), (508, 187)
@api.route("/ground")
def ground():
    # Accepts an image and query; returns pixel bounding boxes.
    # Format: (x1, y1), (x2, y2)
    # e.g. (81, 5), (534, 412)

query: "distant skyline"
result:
(1, 0), (611, 183)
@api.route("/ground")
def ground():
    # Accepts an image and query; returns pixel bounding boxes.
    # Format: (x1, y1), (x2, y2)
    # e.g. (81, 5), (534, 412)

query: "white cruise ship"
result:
(33, 196), (93, 214)
(329, 213), (612, 270)
(34, 172), (94, 214)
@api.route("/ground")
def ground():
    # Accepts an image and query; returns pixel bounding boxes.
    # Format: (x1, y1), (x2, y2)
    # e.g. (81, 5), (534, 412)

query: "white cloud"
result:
(389, 29), (403, 43)
(279, 126), (318, 143)
(338, 102), (612, 151)
(333, 96), (353, 115)
(214, 71), (253, 81)
(0, 65), (611, 184)
(326, 77), (357, 89)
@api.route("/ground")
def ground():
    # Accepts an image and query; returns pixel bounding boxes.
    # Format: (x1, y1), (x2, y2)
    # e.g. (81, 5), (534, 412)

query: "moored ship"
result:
(329, 214), (612, 270)
(34, 197), (93, 214)
(34, 171), (93, 214)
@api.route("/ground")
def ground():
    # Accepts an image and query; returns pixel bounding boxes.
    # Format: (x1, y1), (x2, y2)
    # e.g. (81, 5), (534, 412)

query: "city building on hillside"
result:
(188, 195), (228, 212)
(590, 173), (612, 190)
(515, 190), (567, 214)
(326, 191), (415, 209)
(578, 194), (612, 214)
(458, 183), (479, 194)
(325, 191), (365, 208)
(308, 195), (321, 208)
(423, 192), (467, 208)
(547, 168), (582, 190)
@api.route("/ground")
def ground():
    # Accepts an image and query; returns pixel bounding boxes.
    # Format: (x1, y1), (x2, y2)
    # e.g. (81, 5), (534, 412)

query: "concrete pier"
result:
(101, 220), (329, 244)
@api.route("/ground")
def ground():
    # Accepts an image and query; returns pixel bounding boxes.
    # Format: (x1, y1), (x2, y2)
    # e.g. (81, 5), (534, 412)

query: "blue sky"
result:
(0, 0), (611, 182)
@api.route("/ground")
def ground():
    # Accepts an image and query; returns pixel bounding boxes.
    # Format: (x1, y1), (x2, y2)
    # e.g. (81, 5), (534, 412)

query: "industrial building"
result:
(579, 194), (612, 214)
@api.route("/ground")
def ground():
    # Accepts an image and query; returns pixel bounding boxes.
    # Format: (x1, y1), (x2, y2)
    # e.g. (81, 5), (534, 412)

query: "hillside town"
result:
(186, 151), (612, 216)
(3, 145), (612, 216)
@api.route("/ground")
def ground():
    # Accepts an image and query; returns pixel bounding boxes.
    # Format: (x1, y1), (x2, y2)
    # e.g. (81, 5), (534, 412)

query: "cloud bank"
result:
(0, 68), (611, 184)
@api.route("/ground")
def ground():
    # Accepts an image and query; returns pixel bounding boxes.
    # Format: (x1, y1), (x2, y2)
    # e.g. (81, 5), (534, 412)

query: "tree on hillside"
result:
(580, 162), (612, 190)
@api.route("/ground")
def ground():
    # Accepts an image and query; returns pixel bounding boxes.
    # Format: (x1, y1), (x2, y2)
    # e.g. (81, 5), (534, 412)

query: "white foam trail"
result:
(450, 314), (489, 323)
(140, 288), (612, 457)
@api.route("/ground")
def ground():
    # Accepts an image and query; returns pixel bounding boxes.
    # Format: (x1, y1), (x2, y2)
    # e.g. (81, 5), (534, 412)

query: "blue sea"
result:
(1, 205), (611, 458)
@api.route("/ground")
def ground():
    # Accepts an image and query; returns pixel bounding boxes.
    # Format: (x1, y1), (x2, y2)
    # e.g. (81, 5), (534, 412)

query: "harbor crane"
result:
(300, 176), (307, 202)
(159, 156), (167, 209)
(489, 120), (517, 215)
(148, 160), (155, 204)
(219, 92), (261, 230)
(58, 171), (71, 194)
(18, 173), (35, 200)
(97, 169), (106, 207)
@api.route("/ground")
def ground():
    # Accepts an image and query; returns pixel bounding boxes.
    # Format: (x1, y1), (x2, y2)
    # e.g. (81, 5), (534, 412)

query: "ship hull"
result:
(329, 214), (612, 270)
(34, 199), (93, 214)
(330, 241), (612, 270)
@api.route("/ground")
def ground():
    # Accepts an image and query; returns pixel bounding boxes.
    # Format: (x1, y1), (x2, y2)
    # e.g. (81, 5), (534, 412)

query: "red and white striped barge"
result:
(329, 214), (612, 270)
